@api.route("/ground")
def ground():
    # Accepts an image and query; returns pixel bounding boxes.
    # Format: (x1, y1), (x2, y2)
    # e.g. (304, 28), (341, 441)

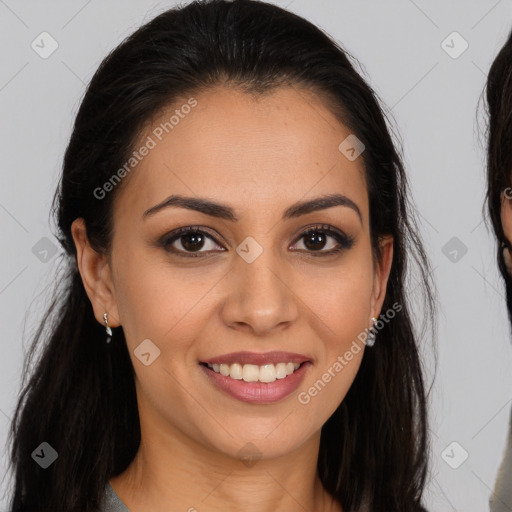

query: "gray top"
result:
(101, 482), (130, 512)
(490, 405), (512, 511)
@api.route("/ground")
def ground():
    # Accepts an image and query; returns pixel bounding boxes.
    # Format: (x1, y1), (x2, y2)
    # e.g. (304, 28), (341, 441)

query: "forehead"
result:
(113, 85), (368, 223)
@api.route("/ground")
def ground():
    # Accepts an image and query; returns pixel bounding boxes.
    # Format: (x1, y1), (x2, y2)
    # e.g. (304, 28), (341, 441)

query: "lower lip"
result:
(199, 362), (312, 404)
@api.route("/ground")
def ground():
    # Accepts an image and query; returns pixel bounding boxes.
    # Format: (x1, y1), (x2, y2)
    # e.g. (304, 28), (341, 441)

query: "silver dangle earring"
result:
(103, 312), (112, 344)
(366, 317), (378, 347)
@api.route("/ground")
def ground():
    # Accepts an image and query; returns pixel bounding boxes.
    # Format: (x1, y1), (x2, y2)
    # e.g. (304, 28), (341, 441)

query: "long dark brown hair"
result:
(6, 1), (435, 510)
(485, 27), (512, 327)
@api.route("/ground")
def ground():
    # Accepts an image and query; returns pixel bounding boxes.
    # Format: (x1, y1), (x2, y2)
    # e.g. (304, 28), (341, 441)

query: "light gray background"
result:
(1, 1), (511, 510)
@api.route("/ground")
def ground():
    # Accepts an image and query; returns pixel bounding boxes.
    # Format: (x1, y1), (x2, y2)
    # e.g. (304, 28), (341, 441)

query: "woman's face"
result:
(73, 85), (392, 461)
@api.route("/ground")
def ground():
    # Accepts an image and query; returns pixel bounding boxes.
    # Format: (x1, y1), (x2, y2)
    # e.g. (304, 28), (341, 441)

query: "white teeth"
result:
(259, 364), (277, 383)
(275, 362), (288, 379)
(230, 363), (243, 380)
(206, 361), (301, 382)
(242, 364), (260, 382)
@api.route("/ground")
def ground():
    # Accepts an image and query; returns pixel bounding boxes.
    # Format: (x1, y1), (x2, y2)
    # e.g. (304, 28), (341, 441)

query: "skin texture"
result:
(502, 195), (512, 274)
(71, 85), (393, 512)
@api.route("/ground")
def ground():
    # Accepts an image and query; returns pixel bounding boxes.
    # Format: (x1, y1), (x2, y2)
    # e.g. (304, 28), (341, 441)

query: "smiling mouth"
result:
(199, 361), (305, 383)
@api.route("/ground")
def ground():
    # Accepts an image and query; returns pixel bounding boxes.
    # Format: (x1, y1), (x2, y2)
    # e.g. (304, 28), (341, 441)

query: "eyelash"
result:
(158, 224), (355, 258)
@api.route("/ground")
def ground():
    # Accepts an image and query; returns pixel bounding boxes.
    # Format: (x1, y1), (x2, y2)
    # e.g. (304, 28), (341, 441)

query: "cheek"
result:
(296, 253), (372, 405)
(113, 251), (220, 352)
(297, 256), (374, 339)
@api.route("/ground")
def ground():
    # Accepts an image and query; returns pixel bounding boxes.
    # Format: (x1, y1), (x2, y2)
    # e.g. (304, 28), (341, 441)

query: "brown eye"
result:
(180, 231), (206, 251)
(291, 225), (355, 255)
(303, 231), (328, 251)
(159, 227), (225, 257)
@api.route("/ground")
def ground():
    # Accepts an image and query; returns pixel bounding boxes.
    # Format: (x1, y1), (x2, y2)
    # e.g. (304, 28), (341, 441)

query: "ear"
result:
(71, 218), (120, 327)
(369, 235), (393, 319)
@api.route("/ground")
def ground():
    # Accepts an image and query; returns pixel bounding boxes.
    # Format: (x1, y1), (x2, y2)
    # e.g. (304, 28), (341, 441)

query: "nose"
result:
(220, 248), (299, 336)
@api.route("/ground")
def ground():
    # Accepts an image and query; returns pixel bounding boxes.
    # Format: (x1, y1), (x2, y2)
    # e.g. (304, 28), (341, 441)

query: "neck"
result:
(110, 399), (342, 512)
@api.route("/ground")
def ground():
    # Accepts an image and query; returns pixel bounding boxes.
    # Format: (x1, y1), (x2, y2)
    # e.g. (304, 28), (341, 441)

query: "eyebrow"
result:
(142, 193), (362, 223)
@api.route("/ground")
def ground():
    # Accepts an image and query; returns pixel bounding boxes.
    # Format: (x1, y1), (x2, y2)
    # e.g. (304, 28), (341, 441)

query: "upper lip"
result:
(200, 351), (312, 366)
